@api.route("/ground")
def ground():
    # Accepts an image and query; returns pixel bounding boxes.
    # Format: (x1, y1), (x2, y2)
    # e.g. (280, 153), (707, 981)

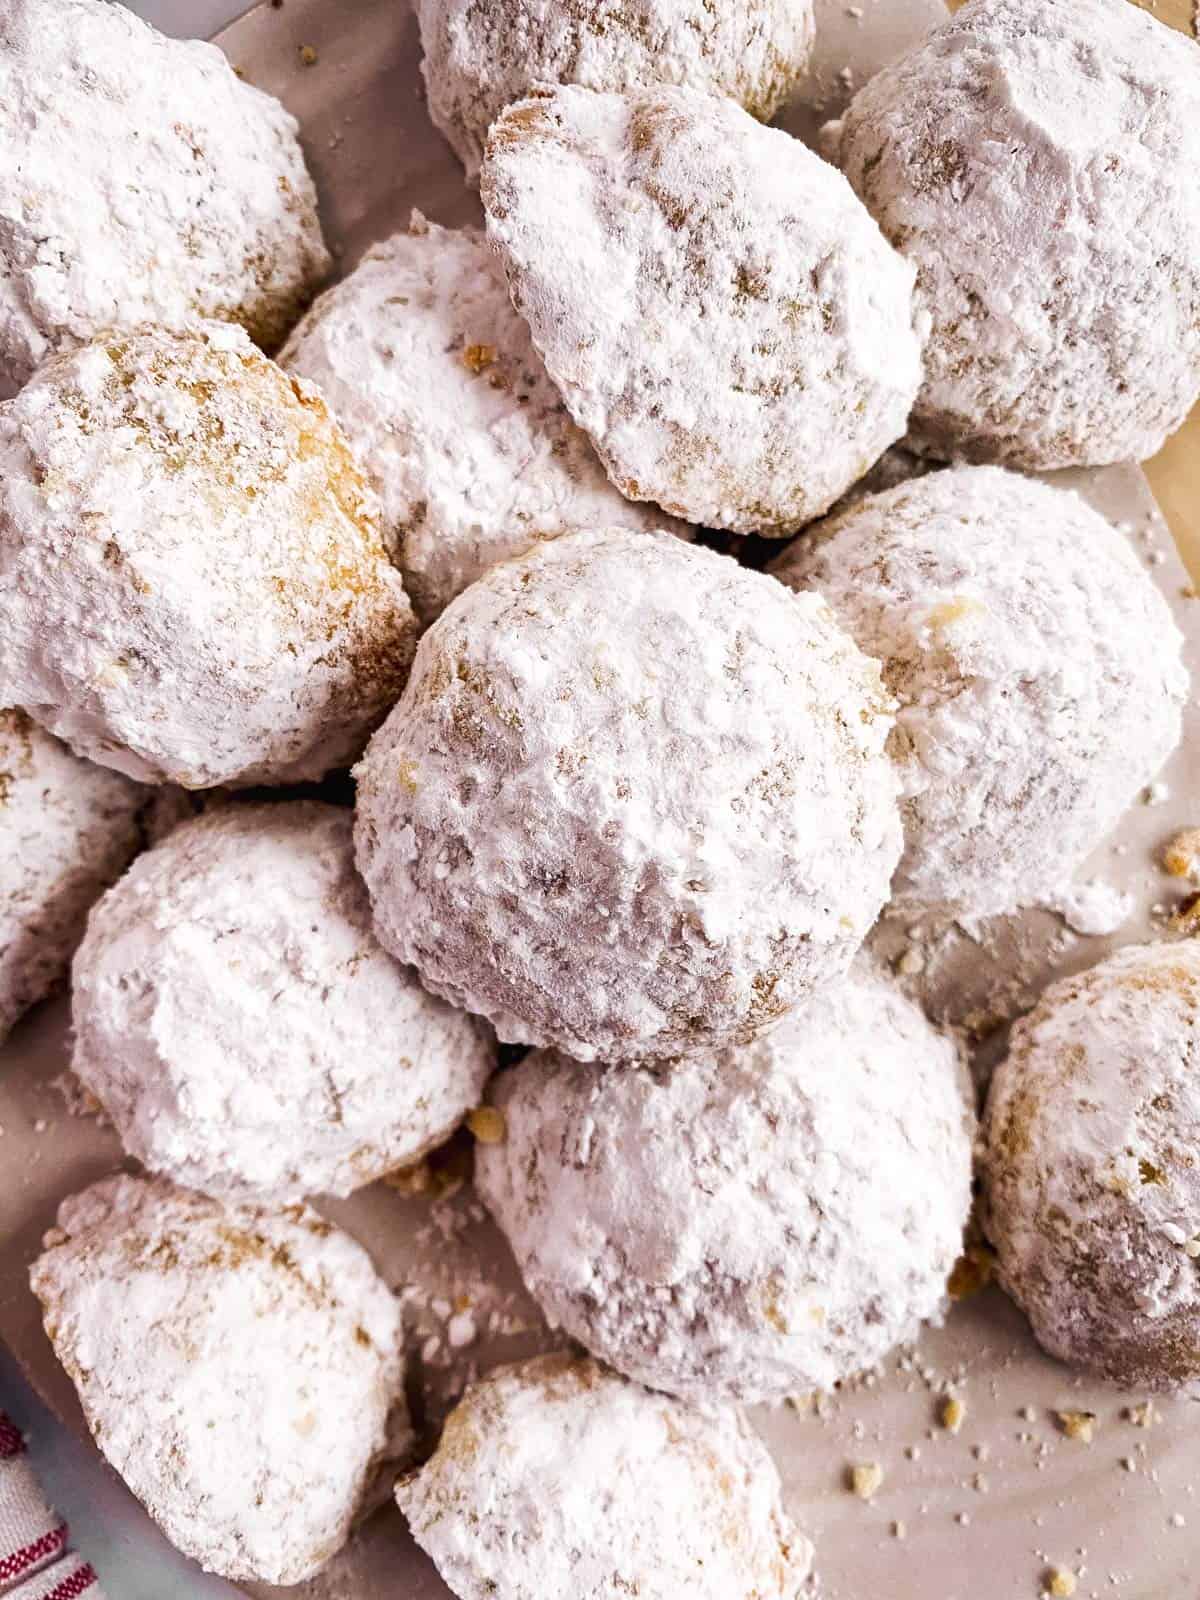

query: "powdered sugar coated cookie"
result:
(30, 1174), (408, 1584)
(0, 0), (328, 398)
(0, 326), (417, 788)
(482, 84), (923, 534)
(398, 1353), (813, 1600)
(354, 526), (901, 1063)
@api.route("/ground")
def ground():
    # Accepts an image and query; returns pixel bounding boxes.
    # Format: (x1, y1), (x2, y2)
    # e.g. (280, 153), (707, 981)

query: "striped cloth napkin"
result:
(0, 1414), (105, 1600)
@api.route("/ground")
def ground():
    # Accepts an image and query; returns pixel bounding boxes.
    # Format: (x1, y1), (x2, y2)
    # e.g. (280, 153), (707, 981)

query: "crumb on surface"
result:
(1055, 1410), (1096, 1444)
(848, 1461), (884, 1500)
(1045, 1567), (1077, 1597)
(940, 1393), (966, 1433)
(299, 43), (318, 66)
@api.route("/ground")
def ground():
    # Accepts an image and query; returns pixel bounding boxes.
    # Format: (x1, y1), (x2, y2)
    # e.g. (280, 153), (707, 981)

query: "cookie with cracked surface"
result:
(982, 942), (1200, 1390)
(70, 802), (496, 1202)
(771, 467), (1187, 918)
(354, 526), (902, 1063)
(481, 83), (923, 534)
(30, 1174), (408, 1584)
(281, 212), (685, 626)
(477, 963), (974, 1403)
(398, 1353), (813, 1600)
(0, 0), (328, 399)
(823, 0), (1200, 468)
(0, 709), (147, 1042)
(0, 325), (417, 788)
(418, 0), (815, 183)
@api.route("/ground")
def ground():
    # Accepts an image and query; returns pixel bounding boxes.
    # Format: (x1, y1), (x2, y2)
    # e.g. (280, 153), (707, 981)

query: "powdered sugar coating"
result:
(30, 1174), (407, 1584)
(823, 0), (1200, 468)
(481, 84), (922, 534)
(477, 964), (973, 1403)
(70, 802), (495, 1202)
(0, 709), (145, 1042)
(0, 326), (417, 788)
(418, 0), (816, 183)
(771, 467), (1187, 918)
(982, 942), (1200, 1390)
(354, 526), (901, 1063)
(398, 1353), (812, 1600)
(281, 213), (681, 625)
(0, 0), (328, 399)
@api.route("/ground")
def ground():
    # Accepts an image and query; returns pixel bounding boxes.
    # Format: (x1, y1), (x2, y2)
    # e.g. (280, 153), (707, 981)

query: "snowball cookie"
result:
(823, 0), (1200, 468)
(30, 1174), (407, 1584)
(0, 326), (417, 788)
(771, 468), (1188, 918)
(281, 212), (680, 626)
(355, 527), (901, 1063)
(398, 1354), (813, 1600)
(982, 942), (1200, 1390)
(418, 0), (816, 183)
(481, 84), (922, 535)
(70, 802), (495, 1202)
(0, 0), (328, 400)
(0, 709), (146, 1042)
(477, 964), (973, 1403)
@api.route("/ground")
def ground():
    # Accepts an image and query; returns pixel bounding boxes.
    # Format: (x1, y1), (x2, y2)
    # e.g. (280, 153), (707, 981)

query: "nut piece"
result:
(30, 1174), (408, 1585)
(70, 802), (495, 1201)
(354, 527), (902, 1062)
(824, 0), (1200, 468)
(397, 1354), (813, 1600)
(0, 327), (417, 788)
(1055, 1411), (1096, 1444)
(849, 1462), (884, 1500)
(1161, 829), (1200, 882)
(0, 0), (328, 397)
(482, 84), (922, 534)
(467, 1106), (507, 1147)
(417, 0), (817, 182)
(940, 1394), (966, 1434)
(1045, 1569), (1077, 1599)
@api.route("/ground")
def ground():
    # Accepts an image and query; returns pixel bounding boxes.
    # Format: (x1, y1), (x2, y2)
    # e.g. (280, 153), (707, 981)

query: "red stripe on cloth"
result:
(0, 1413), (25, 1458)
(0, 1523), (67, 1581)
(41, 1563), (98, 1600)
(0, 1523), (67, 1582)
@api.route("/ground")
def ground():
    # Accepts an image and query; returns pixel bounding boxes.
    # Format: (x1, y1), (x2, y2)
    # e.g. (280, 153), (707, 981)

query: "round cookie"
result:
(481, 83), (922, 534)
(982, 942), (1200, 1391)
(771, 467), (1187, 918)
(281, 212), (682, 626)
(477, 964), (974, 1403)
(354, 526), (901, 1063)
(823, 0), (1200, 468)
(30, 1174), (408, 1585)
(0, 326), (417, 788)
(418, 0), (816, 183)
(0, 709), (147, 1042)
(0, 0), (328, 399)
(71, 802), (496, 1202)
(397, 1353), (813, 1600)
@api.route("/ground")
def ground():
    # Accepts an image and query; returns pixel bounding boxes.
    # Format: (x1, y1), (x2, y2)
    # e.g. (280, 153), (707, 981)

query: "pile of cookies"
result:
(3, 0), (1200, 1594)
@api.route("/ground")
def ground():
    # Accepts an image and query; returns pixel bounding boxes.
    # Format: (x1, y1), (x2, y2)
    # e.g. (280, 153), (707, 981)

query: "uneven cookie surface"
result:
(824, 0), (1200, 467)
(282, 213), (680, 625)
(398, 1354), (813, 1600)
(0, 326), (417, 788)
(0, 709), (146, 1041)
(478, 964), (974, 1402)
(0, 0), (328, 398)
(30, 1174), (407, 1584)
(772, 467), (1187, 917)
(418, 0), (816, 181)
(482, 83), (922, 534)
(355, 527), (901, 1062)
(71, 802), (495, 1201)
(983, 942), (1200, 1390)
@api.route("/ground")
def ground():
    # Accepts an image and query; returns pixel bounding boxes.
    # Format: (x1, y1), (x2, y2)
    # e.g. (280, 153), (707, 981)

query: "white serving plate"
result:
(4, 3), (1200, 1596)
